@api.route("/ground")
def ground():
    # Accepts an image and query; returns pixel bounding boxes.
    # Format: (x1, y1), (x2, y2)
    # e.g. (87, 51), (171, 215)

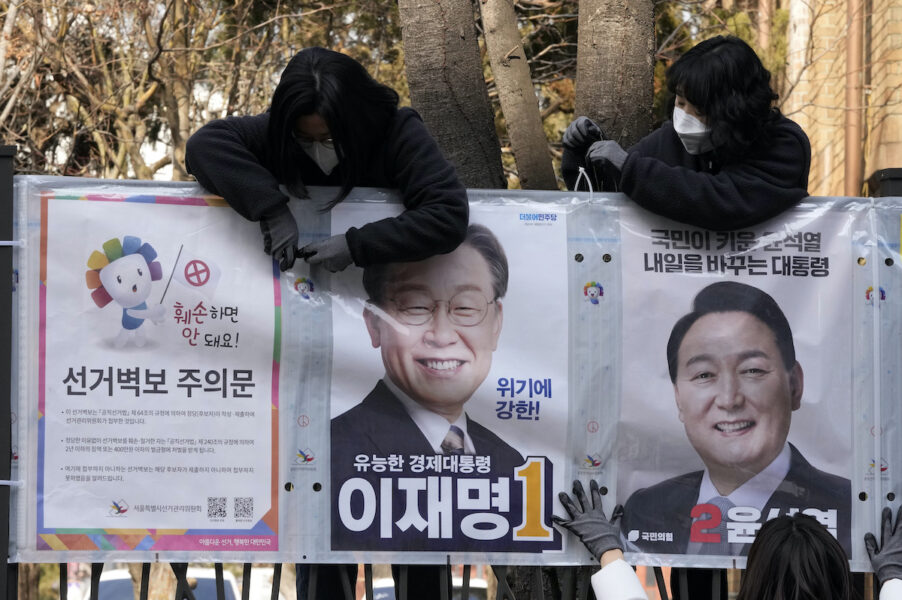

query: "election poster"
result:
(328, 203), (569, 554)
(36, 190), (279, 553)
(12, 179), (895, 568)
(616, 206), (860, 564)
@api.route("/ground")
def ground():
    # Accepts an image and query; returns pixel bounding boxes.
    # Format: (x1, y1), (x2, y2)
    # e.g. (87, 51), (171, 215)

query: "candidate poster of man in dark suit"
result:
(619, 281), (851, 558)
(328, 206), (569, 556)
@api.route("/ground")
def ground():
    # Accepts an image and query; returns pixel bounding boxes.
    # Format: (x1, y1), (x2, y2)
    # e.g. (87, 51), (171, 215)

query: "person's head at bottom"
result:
(737, 513), (850, 600)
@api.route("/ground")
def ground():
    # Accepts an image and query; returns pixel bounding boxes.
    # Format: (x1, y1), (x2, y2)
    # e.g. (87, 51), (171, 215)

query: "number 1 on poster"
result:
(513, 458), (554, 540)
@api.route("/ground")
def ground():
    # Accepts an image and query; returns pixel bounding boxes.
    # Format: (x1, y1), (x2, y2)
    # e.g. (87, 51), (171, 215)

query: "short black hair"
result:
(737, 513), (850, 600)
(666, 281), (795, 383)
(363, 224), (508, 306)
(268, 47), (400, 209)
(666, 36), (780, 160)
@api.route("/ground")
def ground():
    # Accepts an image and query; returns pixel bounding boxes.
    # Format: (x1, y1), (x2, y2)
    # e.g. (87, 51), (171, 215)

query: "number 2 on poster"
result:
(689, 502), (721, 543)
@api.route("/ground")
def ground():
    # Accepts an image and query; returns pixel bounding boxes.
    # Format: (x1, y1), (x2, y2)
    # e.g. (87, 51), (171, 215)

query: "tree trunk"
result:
(757, 0), (773, 50)
(574, 0), (655, 149)
(0, 0), (21, 92)
(168, 0), (193, 181)
(18, 563), (39, 600)
(151, 563), (178, 600)
(398, 0), (505, 189)
(479, 0), (557, 190)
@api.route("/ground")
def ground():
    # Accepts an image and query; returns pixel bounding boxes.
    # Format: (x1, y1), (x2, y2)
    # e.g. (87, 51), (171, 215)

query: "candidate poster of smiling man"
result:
(616, 205), (858, 564)
(327, 202), (568, 556)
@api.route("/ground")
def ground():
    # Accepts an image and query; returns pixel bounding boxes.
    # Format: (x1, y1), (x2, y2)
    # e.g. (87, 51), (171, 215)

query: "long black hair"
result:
(736, 514), (851, 600)
(666, 36), (780, 161)
(268, 47), (400, 209)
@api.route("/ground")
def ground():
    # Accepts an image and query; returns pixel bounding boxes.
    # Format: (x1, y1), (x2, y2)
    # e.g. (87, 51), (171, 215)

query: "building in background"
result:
(783, 0), (902, 196)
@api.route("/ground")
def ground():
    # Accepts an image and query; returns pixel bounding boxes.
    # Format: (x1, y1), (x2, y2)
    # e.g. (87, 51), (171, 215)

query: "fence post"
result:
(867, 168), (902, 197)
(0, 145), (16, 600)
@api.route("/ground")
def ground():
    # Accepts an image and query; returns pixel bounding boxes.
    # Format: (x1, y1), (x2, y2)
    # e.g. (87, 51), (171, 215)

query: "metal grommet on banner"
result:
(0, 479), (24, 488)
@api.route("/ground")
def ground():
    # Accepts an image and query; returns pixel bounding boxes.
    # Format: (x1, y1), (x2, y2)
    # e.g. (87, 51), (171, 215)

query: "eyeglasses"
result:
(291, 131), (334, 148)
(388, 290), (496, 327)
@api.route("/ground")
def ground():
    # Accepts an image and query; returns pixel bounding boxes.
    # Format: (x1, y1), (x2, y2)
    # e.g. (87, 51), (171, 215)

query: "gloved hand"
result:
(865, 506), (902, 587)
(552, 479), (624, 561)
(563, 117), (604, 152)
(586, 140), (628, 171)
(260, 204), (298, 271)
(299, 234), (353, 273)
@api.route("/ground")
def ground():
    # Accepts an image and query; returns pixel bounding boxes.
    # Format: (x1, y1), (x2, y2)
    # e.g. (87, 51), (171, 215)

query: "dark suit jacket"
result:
(332, 381), (524, 466)
(621, 444), (851, 556)
(330, 381), (526, 551)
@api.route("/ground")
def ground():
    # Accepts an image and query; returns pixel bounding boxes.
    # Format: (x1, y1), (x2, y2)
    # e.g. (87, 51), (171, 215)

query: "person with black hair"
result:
(621, 281), (851, 557)
(555, 489), (902, 600)
(739, 512), (851, 600)
(186, 47), (469, 599)
(186, 47), (468, 272)
(561, 36), (810, 231)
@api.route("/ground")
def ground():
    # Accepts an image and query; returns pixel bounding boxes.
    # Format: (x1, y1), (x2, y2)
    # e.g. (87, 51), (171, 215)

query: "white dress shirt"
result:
(695, 442), (792, 510)
(383, 376), (476, 454)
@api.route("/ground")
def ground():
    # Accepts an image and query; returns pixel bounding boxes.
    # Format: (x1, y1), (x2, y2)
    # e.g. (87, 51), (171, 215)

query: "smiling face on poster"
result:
(361, 241), (504, 420)
(616, 208), (854, 563)
(672, 309), (802, 480)
(328, 203), (568, 554)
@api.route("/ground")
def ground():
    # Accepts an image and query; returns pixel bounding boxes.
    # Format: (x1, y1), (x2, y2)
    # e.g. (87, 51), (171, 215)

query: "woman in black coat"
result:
(562, 36), (811, 231)
(188, 47), (464, 598)
(186, 47), (468, 271)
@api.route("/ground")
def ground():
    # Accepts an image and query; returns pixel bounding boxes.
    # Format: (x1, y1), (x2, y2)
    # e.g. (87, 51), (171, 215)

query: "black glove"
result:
(584, 140), (628, 191)
(586, 140), (628, 171)
(552, 479), (623, 561)
(299, 234), (353, 273)
(561, 117), (605, 190)
(563, 117), (604, 152)
(260, 204), (298, 271)
(865, 506), (902, 587)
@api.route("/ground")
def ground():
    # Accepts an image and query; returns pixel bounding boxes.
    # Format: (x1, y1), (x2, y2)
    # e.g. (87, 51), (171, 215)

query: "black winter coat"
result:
(185, 107), (468, 267)
(563, 115), (811, 231)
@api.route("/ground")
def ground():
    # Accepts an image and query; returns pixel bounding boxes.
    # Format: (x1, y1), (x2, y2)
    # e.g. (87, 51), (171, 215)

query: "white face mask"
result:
(673, 106), (714, 155)
(300, 141), (340, 175)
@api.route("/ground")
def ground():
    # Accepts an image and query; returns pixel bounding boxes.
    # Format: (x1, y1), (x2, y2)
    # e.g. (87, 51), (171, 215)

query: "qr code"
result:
(207, 497), (227, 518)
(234, 497), (253, 519)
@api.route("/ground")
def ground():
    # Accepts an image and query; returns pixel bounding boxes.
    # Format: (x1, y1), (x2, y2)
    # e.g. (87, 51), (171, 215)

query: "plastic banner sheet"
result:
(7, 176), (899, 571)
(618, 206), (859, 569)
